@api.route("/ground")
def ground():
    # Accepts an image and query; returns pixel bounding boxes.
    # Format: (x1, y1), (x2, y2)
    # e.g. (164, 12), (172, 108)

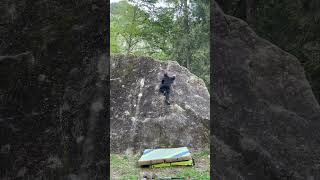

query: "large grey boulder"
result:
(110, 55), (210, 153)
(212, 1), (320, 180)
(0, 0), (108, 179)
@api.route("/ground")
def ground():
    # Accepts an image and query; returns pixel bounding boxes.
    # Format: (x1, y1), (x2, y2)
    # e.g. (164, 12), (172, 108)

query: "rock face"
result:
(110, 55), (210, 152)
(0, 0), (108, 179)
(212, 1), (320, 180)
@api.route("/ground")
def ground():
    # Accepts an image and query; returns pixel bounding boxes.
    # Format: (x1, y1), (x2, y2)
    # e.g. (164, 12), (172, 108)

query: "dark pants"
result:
(159, 85), (170, 104)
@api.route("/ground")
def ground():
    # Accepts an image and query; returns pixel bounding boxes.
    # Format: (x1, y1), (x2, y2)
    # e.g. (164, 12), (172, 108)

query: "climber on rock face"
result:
(159, 72), (175, 105)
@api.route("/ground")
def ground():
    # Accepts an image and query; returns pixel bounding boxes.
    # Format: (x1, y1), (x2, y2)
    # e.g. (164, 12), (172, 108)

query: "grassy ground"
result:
(110, 149), (210, 180)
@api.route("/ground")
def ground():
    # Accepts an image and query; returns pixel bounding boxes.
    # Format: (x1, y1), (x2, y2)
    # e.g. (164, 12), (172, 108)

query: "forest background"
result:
(110, 0), (210, 87)
(216, 0), (320, 102)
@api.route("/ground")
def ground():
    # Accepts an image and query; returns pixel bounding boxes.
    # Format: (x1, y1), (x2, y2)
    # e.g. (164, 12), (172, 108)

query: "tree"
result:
(111, 0), (210, 87)
(111, 1), (150, 54)
(246, 0), (257, 28)
(110, 21), (121, 53)
(216, 0), (320, 102)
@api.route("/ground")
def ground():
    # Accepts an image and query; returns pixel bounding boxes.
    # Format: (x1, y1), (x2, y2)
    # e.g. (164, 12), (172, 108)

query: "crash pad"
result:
(151, 159), (194, 168)
(138, 147), (192, 166)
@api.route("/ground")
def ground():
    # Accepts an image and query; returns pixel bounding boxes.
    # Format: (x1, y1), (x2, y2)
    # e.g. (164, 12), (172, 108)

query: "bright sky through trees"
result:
(110, 0), (210, 87)
(111, 0), (168, 8)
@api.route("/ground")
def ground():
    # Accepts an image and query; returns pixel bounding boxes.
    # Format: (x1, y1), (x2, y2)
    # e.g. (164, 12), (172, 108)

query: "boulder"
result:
(110, 55), (210, 152)
(212, 1), (320, 179)
(0, 0), (108, 179)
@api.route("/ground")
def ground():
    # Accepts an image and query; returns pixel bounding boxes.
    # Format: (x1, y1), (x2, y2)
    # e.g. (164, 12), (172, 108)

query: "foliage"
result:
(217, 0), (320, 102)
(110, 0), (210, 87)
(111, 1), (150, 54)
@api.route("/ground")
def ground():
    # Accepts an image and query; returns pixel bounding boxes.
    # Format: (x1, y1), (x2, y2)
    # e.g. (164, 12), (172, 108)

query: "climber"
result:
(159, 72), (175, 105)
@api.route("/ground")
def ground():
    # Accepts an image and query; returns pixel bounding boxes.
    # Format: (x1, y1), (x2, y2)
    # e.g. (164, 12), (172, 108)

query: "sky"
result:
(110, 0), (168, 7)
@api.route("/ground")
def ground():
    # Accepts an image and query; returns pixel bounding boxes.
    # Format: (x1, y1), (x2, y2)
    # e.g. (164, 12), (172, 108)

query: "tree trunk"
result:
(127, 7), (138, 54)
(183, 0), (191, 69)
(246, 0), (257, 28)
(79, 54), (108, 180)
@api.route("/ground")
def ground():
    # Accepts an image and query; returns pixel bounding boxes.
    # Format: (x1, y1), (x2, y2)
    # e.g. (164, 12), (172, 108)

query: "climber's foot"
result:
(165, 100), (171, 105)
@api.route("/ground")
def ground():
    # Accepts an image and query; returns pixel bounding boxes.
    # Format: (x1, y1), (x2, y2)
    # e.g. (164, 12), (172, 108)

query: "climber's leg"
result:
(159, 85), (165, 94)
(165, 89), (171, 105)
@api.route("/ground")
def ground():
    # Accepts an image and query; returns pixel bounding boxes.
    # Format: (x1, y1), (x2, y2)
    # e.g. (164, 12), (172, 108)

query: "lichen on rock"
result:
(110, 55), (210, 153)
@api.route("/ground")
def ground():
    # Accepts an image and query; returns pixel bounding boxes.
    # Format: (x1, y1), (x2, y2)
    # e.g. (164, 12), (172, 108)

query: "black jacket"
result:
(161, 74), (175, 87)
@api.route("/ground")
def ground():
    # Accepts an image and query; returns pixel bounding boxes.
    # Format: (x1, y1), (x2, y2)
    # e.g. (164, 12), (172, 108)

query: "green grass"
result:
(110, 154), (139, 179)
(110, 149), (210, 180)
(193, 150), (210, 158)
(176, 168), (210, 179)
